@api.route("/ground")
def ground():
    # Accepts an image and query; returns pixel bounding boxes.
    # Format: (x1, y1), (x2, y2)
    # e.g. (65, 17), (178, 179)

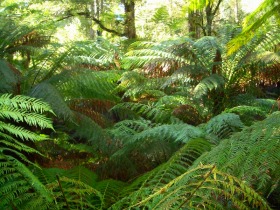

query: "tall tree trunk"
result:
(123, 0), (136, 39)
(205, 4), (213, 36)
(188, 10), (201, 39)
(204, 0), (223, 36)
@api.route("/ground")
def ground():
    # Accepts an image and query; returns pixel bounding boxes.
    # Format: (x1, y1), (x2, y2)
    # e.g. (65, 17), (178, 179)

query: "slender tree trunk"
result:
(205, 4), (213, 36)
(234, 0), (239, 23)
(123, 0), (136, 39)
(188, 11), (201, 39)
(204, 0), (223, 36)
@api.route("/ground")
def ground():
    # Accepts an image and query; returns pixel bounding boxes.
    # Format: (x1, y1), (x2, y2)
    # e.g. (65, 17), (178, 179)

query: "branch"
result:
(57, 11), (125, 36)
(213, 0), (223, 16)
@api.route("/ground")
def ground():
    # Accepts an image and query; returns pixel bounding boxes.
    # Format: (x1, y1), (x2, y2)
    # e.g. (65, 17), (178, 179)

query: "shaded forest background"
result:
(0, 0), (280, 209)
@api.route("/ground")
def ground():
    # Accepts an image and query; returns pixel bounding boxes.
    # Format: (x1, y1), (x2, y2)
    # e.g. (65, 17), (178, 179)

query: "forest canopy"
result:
(0, 0), (280, 209)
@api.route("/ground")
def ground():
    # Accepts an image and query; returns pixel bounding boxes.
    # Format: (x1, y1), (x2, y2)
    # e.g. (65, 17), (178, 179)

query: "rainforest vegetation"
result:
(0, 0), (280, 209)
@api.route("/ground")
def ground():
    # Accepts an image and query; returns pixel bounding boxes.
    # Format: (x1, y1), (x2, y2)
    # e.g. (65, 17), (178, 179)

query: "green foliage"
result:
(1, 1), (279, 209)
(111, 138), (271, 210)
(227, 0), (280, 54)
(0, 60), (19, 93)
(194, 111), (280, 199)
(0, 94), (54, 209)
(194, 74), (225, 98)
(224, 105), (267, 126)
(152, 6), (169, 23)
(111, 102), (179, 124)
(203, 113), (244, 140)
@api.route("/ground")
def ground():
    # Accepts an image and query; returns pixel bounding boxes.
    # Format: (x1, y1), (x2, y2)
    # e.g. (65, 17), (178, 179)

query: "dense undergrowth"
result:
(1, 1), (280, 208)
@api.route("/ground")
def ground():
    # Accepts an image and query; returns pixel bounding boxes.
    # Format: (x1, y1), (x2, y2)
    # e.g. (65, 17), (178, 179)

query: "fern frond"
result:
(110, 124), (206, 173)
(0, 94), (54, 209)
(29, 82), (73, 120)
(47, 176), (103, 210)
(110, 102), (179, 123)
(110, 138), (212, 209)
(0, 156), (53, 209)
(58, 70), (121, 102)
(162, 65), (208, 89)
(116, 71), (166, 101)
(96, 179), (128, 208)
(69, 112), (108, 152)
(224, 105), (267, 126)
(152, 6), (169, 23)
(130, 165), (271, 209)
(0, 60), (19, 93)
(194, 74), (225, 98)
(0, 94), (53, 114)
(195, 111), (280, 197)
(203, 113), (244, 140)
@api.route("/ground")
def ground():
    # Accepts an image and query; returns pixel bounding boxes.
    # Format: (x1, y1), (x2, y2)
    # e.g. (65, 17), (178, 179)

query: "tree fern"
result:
(107, 121), (207, 179)
(224, 105), (267, 126)
(193, 111), (280, 204)
(116, 71), (166, 101)
(110, 102), (179, 124)
(110, 137), (271, 209)
(203, 112), (244, 140)
(194, 74), (225, 98)
(0, 94), (54, 209)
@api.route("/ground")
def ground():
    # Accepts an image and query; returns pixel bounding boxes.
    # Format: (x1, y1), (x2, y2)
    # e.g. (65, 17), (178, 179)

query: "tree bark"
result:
(123, 0), (137, 39)
(188, 11), (201, 39)
(205, 0), (223, 36)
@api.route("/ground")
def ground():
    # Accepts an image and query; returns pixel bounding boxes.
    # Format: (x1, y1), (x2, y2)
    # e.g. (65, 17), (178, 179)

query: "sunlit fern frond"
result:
(227, 0), (280, 55)
(64, 38), (121, 70)
(111, 136), (270, 209)
(57, 69), (121, 102)
(195, 111), (280, 198)
(0, 94), (54, 130)
(122, 38), (191, 73)
(155, 95), (192, 110)
(123, 165), (271, 210)
(0, 94), (54, 209)
(152, 6), (169, 23)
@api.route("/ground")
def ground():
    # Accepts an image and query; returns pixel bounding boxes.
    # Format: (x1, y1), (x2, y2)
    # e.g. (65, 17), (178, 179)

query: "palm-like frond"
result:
(227, 0), (280, 54)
